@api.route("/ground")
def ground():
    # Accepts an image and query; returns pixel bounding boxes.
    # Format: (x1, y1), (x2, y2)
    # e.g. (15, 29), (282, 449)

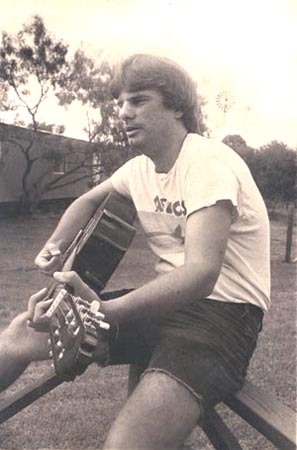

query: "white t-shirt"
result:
(111, 133), (271, 311)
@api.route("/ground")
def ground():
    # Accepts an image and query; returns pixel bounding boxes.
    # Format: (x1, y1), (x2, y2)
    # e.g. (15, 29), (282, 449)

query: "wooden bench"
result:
(128, 364), (297, 450)
(0, 365), (296, 449)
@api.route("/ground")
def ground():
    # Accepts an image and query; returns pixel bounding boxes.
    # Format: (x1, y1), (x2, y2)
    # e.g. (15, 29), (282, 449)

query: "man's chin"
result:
(128, 138), (143, 154)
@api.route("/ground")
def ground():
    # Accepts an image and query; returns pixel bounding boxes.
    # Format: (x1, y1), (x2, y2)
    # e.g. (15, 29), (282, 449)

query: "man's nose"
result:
(119, 102), (135, 121)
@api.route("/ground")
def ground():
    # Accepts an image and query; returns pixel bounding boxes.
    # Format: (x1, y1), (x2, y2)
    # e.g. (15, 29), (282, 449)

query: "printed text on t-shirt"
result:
(154, 196), (187, 217)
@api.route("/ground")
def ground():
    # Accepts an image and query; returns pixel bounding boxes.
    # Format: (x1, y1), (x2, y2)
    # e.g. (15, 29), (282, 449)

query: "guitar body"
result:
(73, 191), (137, 293)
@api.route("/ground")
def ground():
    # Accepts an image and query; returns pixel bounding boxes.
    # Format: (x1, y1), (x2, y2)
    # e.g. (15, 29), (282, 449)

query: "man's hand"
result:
(53, 271), (101, 303)
(28, 272), (102, 331)
(34, 243), (62, 276)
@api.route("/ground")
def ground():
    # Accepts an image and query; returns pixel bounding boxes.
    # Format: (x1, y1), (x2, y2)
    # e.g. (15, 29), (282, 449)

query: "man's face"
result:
(117, 89), (181, 155)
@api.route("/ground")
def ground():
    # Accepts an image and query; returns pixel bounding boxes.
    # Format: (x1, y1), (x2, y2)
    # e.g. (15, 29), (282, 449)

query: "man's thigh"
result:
(103, 370), (201, 450)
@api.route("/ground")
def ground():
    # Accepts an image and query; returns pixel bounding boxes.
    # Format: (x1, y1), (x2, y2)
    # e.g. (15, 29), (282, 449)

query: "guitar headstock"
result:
(47, 288), (110, 377)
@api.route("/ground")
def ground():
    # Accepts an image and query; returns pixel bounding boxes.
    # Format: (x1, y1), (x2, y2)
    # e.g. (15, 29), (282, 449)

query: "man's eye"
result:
(132, 97), (147, 105)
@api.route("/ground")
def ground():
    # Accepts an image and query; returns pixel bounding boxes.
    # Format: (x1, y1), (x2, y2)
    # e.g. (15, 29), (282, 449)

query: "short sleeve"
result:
(110, 159), (134, 198)
(184, 156), (241, 218)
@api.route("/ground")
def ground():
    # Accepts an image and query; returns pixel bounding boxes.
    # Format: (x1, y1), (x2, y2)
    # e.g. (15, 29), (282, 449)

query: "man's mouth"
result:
(125, 126), (141, 136)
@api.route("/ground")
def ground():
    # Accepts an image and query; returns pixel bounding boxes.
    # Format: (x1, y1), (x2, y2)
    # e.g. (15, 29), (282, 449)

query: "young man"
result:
(3, 54), (270, 450)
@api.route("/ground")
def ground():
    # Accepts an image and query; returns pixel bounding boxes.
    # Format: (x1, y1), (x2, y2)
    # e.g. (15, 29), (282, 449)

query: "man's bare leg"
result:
(103, 371), (201, 450)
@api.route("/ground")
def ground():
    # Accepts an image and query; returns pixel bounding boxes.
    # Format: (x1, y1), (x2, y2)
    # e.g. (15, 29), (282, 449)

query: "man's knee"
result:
(104, 370), (202, 450)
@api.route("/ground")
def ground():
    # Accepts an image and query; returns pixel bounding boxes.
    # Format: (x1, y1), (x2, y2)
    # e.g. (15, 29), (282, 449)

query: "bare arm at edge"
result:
(0, 289), (50, 392)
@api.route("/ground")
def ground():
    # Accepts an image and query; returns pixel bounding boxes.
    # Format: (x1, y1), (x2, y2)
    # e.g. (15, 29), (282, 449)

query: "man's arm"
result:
(56, 201), (233, 325)
(0, 314), (31, 392)
(0, 289), (50, 392)
(35, 179), (115, 274)
(99, 200), (233, 323)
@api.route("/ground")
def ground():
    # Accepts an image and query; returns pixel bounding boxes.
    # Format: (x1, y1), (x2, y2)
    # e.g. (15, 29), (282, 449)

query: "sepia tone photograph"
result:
(0, 1), (296, 449)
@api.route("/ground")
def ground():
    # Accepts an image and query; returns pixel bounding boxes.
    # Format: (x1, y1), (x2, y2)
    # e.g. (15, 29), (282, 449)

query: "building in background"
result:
(0, 123), (100, 214)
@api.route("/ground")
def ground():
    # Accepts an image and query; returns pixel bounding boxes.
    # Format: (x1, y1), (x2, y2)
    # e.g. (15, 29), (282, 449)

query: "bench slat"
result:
(225, 380), (296, 450)
(0, 369), (63, 424)
(202, 408), (244, 450)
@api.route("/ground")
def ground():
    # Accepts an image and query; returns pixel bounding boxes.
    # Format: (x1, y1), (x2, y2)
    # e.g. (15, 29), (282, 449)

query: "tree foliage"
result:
(0, 16), (92, 212)
(251, 141), (296, 206)
(222, 134), (255, 164)
(0, 15), (68, 130)
(223, 135), (296, 207)
(56, 49), (132, 177)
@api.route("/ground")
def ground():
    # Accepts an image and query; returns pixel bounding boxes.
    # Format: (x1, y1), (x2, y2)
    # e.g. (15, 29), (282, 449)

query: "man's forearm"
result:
(0, 331), (29, 392)
(45, 180), (114, 252)
(101, 262), (217, 324)
(46, 195), (98, 252)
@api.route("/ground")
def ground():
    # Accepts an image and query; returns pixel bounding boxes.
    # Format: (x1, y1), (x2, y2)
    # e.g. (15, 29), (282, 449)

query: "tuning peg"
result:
(66, 310), (74, 320)
(99, 320), (110, 330)
(70, 319), (77, 328)
(54, 329), (60, 337)
(95, 311), (105, 320)
(49, 350), (53, 358)
(48, 338), (51, 346)
(56, 340), (63, 348)
(90, 300), (100, 314)
(73, 326), (80, 336)
(58, 350), (65, 360)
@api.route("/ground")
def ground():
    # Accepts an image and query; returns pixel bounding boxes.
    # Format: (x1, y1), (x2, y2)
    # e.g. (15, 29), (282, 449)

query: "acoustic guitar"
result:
(0, 191), (136, 424)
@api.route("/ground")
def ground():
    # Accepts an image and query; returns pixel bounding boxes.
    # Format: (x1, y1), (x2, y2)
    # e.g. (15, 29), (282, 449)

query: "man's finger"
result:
(33, 299), (53, 324)
(53, 271), (99, 301)
(34, 244), (62, 272)
(36, 254), (61, 272)
(27, 287), (49, 319)
(47, 244), (61, 257)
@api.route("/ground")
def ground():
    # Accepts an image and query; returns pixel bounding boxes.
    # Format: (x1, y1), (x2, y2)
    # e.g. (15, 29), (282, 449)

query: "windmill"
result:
(215, 90), (235, 113)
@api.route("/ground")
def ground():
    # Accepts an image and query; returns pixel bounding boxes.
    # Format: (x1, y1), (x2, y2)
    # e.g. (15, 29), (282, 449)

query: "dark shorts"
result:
(101, 291), (263, 414)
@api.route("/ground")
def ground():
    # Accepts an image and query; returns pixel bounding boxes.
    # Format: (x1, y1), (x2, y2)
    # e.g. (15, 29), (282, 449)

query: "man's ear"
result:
(175, 110), (183, 119)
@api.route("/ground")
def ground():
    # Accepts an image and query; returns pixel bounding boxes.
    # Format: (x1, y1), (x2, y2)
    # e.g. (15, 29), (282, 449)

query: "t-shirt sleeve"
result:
(110, 159), (134, 198)
(184, 156), (241, 218)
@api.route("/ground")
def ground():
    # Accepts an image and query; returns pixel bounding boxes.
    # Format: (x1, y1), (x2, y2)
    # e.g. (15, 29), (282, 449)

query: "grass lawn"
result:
(0, 210), (296, 450)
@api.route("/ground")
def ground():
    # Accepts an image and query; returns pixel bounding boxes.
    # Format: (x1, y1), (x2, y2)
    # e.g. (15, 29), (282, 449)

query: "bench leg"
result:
(202, 408), (244, 450)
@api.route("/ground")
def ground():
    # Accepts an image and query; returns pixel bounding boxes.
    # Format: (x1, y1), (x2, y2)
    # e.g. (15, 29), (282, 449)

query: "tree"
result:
(0, 15), (68, 130)
(223, 136), (296, 263)
(223, 135), (296, 207)
(56, 49), (133, 179)
(222, 134), (255, 164)
(0, 16), (95, 213)
(196, 94), (209, 137)
(251, 141), (296, 207)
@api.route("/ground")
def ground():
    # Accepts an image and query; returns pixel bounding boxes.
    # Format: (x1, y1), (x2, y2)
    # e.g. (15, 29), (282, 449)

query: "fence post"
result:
(284, 205), (295, 263)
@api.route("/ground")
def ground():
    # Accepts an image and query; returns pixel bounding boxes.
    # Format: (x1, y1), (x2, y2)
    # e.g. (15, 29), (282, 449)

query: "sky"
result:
(0, 0), (296, 148)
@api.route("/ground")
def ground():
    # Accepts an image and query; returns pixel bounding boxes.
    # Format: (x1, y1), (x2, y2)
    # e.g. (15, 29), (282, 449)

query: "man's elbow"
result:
(189, 262), (221, 298)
